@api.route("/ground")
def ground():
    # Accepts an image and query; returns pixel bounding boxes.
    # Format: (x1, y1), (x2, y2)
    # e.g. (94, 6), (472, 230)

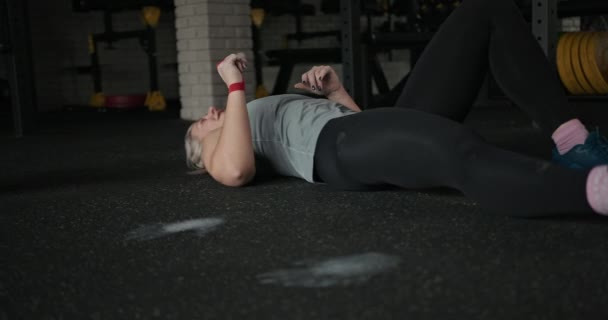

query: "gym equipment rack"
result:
(74, 0), (174, 111)
(1, 0), (36, 137)
(341, 0), (608, 105)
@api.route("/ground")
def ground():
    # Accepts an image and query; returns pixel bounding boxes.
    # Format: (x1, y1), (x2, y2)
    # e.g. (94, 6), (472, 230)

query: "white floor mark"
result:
(257, 252), (401, 288)
(125, 218), (224, 241)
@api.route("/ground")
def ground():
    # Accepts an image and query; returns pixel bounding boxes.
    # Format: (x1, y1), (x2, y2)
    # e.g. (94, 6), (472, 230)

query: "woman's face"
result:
(190, 106), (225, 141)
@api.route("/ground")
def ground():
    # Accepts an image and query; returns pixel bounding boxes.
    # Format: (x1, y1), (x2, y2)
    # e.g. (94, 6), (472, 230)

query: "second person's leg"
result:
(395, 0), (575, 133)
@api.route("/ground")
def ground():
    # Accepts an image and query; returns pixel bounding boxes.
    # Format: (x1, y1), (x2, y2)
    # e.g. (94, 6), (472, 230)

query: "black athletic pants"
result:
(313, 0), (594, 217)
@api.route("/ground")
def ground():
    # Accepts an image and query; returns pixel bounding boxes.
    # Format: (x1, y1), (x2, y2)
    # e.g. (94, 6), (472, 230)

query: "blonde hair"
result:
(184, 122), (207, 174)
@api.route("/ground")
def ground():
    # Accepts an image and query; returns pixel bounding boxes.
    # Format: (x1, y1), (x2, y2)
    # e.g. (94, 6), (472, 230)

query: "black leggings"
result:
(314, 0), (593, 217)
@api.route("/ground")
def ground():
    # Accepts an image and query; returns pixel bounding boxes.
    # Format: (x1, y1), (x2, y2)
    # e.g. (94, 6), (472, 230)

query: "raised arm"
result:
(294, 65), (361, 112)
(205, 53), (255, 187)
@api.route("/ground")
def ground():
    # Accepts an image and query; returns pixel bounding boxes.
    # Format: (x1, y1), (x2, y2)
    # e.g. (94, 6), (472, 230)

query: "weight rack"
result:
(533, 0), (559, 62)
(1, 0), (36, 137)
(341, 0), (608, 105)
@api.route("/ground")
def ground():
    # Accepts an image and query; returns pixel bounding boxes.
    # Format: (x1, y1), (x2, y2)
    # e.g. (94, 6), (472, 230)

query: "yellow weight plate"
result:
(584, 33), (608, 94)
(142, 6), (161, 28)
(593, 32), (608, 94)
(251, 8), (265, 28)
(556, 33), (571, 93)
(557, 33), (585, 94)
(580, 32), (605, 93)
(564, 33), (586, 95)
(570, 33), (597, 94)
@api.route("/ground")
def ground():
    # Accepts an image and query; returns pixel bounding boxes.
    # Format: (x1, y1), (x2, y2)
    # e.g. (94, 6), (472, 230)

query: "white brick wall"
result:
(176, 0), (254, 121)
(28, 0), (179, 111)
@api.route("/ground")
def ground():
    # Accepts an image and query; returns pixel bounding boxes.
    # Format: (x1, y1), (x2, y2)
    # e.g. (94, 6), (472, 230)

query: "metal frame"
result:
(90, 11), (160, 97)
(340, 0), (365, 105)
(341, 0), (566, 106)
(532, 0), (559, 63)
(2, 0), (36, 137)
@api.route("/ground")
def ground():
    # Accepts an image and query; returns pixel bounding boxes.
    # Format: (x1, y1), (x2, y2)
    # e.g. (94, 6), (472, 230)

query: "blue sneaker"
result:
(552, 129), (608, 169)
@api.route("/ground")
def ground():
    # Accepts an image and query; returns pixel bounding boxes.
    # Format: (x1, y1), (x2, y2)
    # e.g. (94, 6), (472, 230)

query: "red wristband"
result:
(228, 81), (245, 93)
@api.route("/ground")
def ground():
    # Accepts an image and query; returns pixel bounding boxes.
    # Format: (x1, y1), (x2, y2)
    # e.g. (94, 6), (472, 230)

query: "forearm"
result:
(213, 91), (255, 175)
(327, 87), (361, 112)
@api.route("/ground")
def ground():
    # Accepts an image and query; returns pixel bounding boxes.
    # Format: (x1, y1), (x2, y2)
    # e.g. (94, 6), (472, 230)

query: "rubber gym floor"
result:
(2, 103), (608, 319)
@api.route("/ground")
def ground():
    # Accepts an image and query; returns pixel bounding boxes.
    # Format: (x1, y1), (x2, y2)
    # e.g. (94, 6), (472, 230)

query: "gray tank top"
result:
(247, 94), (356, 183)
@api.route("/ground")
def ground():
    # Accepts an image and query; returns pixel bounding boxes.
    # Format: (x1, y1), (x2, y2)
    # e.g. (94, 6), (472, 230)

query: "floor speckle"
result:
(125, 218), (225, 241)
(257, 252), (401, 287)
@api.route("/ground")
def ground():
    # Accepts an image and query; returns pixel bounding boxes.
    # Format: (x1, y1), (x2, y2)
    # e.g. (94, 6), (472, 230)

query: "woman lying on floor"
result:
(185, 0), (608, 217)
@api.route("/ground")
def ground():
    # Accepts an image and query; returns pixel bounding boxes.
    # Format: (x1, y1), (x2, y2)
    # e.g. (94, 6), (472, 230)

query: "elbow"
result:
(220, 167), (256, 187)
(209, 155), (256, 187)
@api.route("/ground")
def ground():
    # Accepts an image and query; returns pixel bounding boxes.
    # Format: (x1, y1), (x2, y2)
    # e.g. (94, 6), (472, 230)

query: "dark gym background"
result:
(2, 0), (608, 319)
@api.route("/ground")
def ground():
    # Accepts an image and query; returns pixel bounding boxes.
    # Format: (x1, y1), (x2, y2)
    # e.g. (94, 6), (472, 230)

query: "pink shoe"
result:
(587, 165), (608, 215)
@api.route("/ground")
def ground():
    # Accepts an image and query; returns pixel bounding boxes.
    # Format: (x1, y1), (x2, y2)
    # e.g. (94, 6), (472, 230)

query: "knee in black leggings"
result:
(449, 134), (490, 187)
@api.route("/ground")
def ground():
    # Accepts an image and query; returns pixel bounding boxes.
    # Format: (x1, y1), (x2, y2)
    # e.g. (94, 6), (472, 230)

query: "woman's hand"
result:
(217, 52), (248, 86)
(294, 65), (342, 97)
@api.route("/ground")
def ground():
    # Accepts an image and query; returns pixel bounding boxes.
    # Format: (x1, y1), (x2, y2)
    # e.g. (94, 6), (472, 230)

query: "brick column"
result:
(175, 0), (254, 121)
